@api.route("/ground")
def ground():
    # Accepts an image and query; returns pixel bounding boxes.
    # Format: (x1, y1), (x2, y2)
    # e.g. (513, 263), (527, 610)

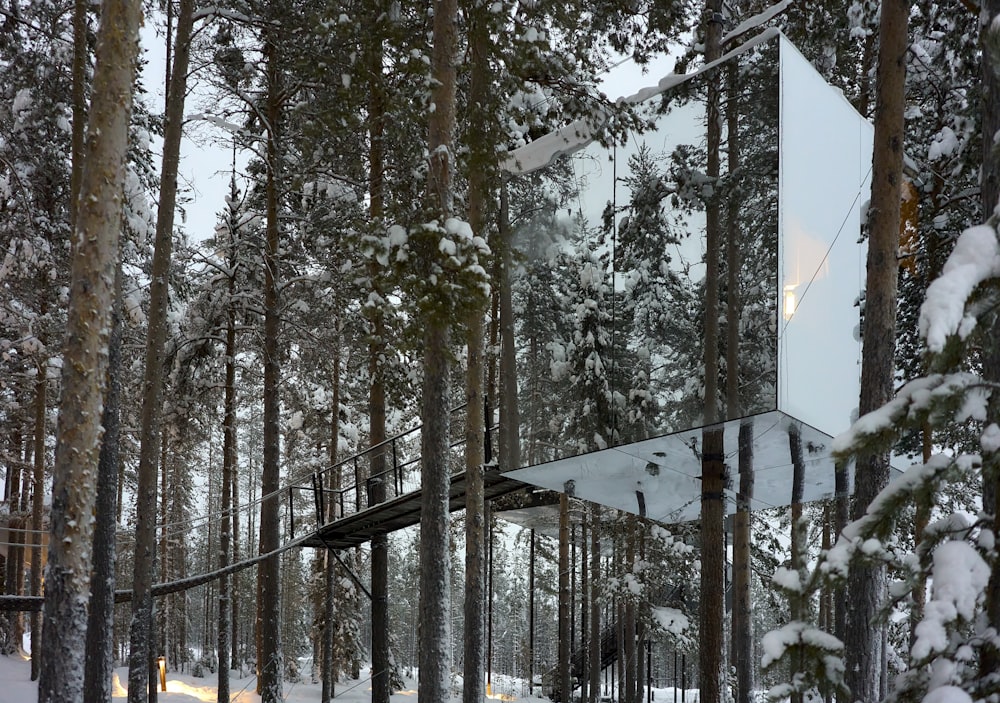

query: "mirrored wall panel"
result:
(507, 35), (780, 467)
(777, 35), (874, 437)
(507, 412), (836, 523)
(503, 32), (871, 517)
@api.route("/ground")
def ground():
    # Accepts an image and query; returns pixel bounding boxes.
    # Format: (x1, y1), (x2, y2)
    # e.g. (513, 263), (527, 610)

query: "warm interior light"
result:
(783, 284), (798, 320)
(157, 656), (167, 693)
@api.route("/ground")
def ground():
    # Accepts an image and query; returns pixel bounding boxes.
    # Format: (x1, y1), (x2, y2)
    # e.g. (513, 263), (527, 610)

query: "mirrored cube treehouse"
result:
(501, 32), (874, 523)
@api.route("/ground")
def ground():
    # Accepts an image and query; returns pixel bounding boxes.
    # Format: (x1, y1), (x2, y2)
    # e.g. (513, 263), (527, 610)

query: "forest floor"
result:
(0, 651), (556, 702)
(0, 652), (701, 702)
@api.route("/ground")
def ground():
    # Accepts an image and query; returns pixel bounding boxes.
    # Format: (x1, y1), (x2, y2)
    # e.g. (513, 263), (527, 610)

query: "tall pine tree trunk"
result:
(558, 494), (571, 702)
(589, 506), (601, 703)
(128, 1), (194, 699)
(417, 0), (459, 699)
(364, 2), (391, 698)
(217, 225), (238, 702)
(37, 0), (140, 698)
(322, 343), (341, 703)
(257, 16), (285, 701)
(84, 266), (122, 703)
(463, 2), (493, 700)
(29, 350), (45, 681)
(700, 4), (726, 703)
(498, 181), (520, 473)
(845, 3), (907, 701)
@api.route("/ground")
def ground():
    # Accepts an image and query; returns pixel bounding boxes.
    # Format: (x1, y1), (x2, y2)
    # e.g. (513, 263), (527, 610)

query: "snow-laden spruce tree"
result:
(761, 217), (1000, 703)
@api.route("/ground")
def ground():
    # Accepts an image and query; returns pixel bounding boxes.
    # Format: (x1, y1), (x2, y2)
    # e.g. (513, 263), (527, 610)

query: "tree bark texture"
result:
(983, 0), (1000, 219)
(732, 420), (754, 703)
(217, 237), (238, 703)
(845, 2), (907, 701)
(366, 0), (391, 696)
(462, 2), (492, 699)
(84, 266), (122, 703)
(257, 18), (285, 701)
(37, 0), (141, 700)
(589, 506), (601, 703)
(557, 493), (572, 702)
(498, 182), (520, 473)
(322, 345), (341, 703)
(417, 321), (453, 703)
(699, 4), (726, 703)
(127, 1), (193, 699)
(417, 0), (458, 700)
(624, 523), (637, 703)
(978, 0), (1000, 682)
(29, 351), (45, 681)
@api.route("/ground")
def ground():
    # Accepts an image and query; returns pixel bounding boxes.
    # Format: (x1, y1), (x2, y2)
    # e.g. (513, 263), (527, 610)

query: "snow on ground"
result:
(0, 652), (700, 703)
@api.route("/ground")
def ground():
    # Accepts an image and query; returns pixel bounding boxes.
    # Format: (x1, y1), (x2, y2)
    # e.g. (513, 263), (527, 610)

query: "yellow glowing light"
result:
(157, 656), (167, 693)
(486, 682), (517, 700)
(783, 284), (798, 321)
(163, 679), (219, 702)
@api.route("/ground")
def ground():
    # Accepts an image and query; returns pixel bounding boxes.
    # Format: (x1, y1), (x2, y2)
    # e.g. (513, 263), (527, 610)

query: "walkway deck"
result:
(300, 468), (526, 550)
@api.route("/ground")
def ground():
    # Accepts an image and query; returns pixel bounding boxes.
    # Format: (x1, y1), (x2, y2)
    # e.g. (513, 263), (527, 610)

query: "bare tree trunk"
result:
(624, 522), (636, 703)
(232, 454), (240, 670)
(128, 1), (194, 700)
(217, 222), (238, 702)
(462, 2), (492, 700)
(29, 350), (45, 681)
(724, 56), (753, 703)
(589, 506), (601, 703)
(498, 182), (520, 473)
(84, 266), (122, 703)
(789, 426), (806, 703)
(845, 3), (907, 701)
(417, 0), (458, 699)
(732, 420), (753, 703)
(37, 0), (140, 699)
(580, 519), (589, 703)
(700, 4), (726, 703)
(322, 345), (341, 703)
(364, 3), (391, 697)
(558, 494), (572, 702)
(257, 17), (284, 701)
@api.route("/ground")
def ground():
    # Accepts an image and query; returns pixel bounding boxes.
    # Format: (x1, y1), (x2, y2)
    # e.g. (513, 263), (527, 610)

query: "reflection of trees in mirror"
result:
(718, 40), (779, 420)
(509, 38), (782, 466)
(605, 142), (704, 437)
(508, 167), (578, 466)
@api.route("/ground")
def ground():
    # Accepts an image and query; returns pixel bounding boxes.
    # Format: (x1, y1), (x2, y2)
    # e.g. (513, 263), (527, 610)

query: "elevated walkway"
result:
(300, 468), (526, 550)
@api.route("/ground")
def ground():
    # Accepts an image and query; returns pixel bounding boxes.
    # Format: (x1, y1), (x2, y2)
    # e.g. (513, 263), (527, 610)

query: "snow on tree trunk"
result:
(845, 2), (907, 701)
(127, 1), (194, 700)
(417, 0), (459, 700)
(83, 266), (122, 703)
(37, 0), (141, 700)
(418, 320), (453, 702)
(462, 2), (493, 700)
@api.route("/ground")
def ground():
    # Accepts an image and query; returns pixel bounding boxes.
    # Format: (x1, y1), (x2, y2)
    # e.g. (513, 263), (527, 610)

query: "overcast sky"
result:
(138, 20), (677, 245)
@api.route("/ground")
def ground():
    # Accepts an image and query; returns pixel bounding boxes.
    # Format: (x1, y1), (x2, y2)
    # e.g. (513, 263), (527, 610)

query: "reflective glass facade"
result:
(503, 34), (873, 520)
